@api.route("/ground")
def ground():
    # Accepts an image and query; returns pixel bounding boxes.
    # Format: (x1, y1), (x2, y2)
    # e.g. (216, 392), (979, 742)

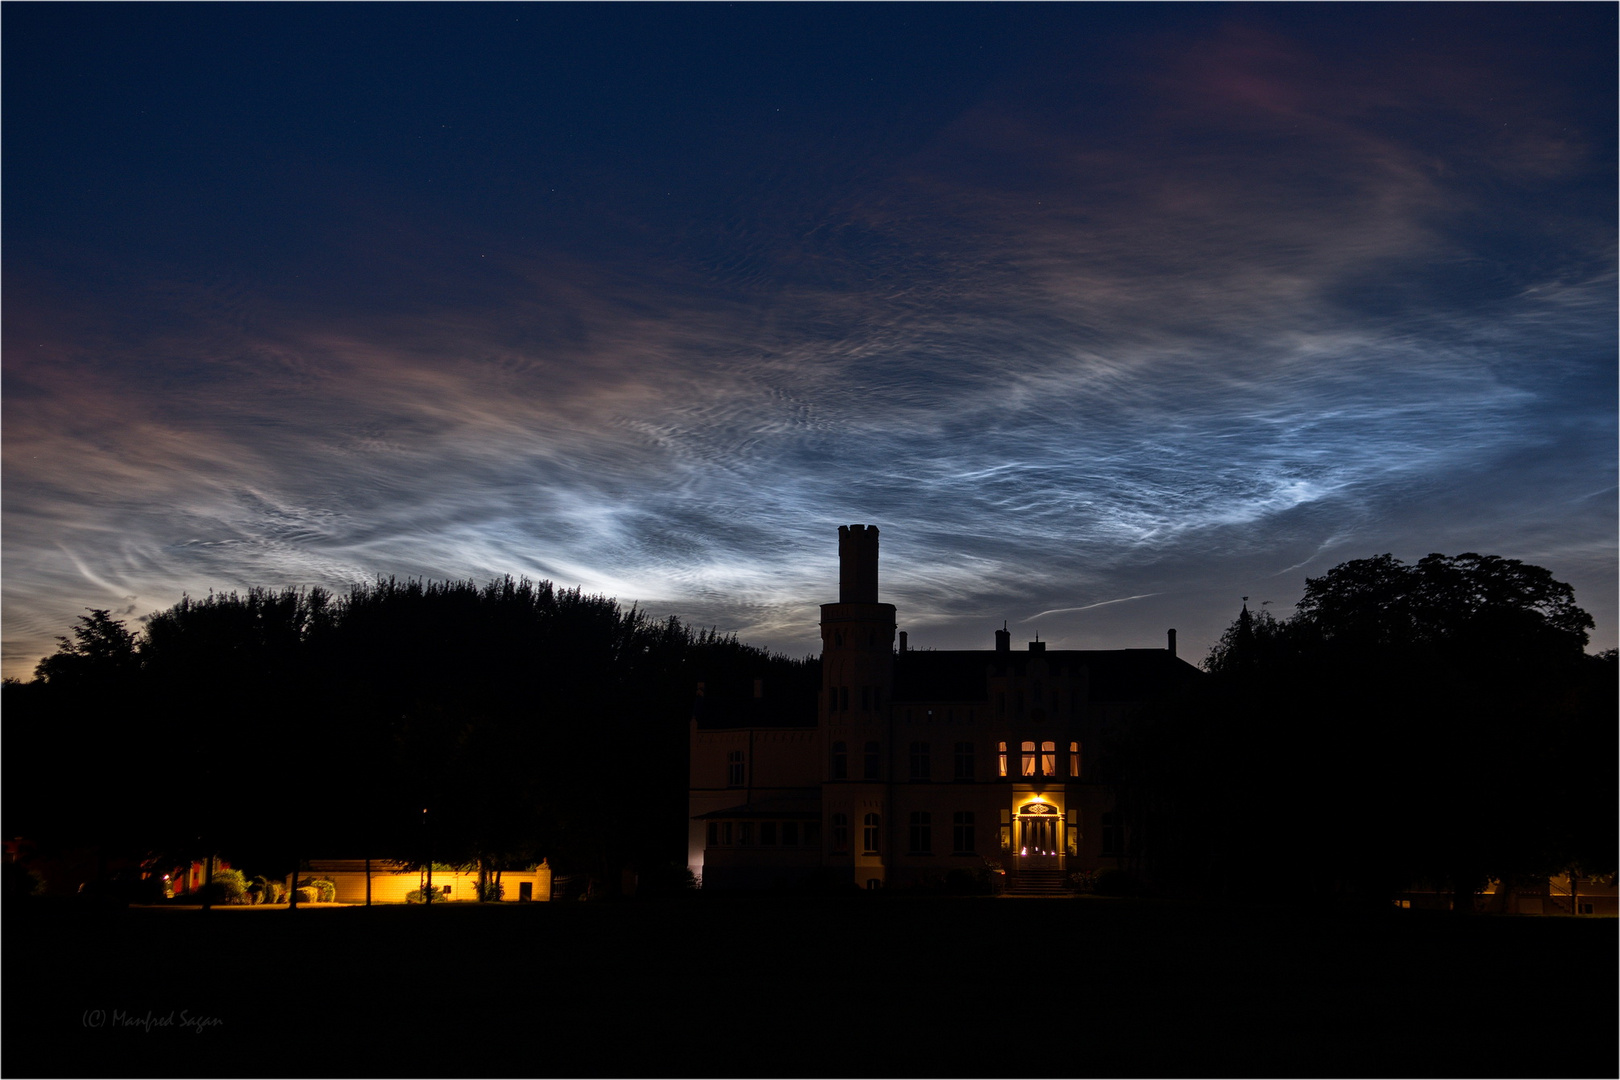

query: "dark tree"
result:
(1113, 553), (1609, 912)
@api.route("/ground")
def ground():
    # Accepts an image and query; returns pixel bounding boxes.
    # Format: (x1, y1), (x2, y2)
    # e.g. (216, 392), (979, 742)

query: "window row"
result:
(706, 820), (823, 848)
(709, 810), (1122, 856)
(996, 740), (1081, 778)
(992, 681), (1077, 718)
(824, 811), (979, 856)
(827, 685), (882, 712)
(829, 740), (1082, 780)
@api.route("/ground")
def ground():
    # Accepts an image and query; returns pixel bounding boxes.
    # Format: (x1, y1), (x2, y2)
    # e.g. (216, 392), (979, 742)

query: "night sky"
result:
(4, 4), (1615, 678)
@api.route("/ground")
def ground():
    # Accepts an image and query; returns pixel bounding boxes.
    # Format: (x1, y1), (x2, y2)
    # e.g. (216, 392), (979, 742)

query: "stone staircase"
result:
(1004, 866), (1068, 896)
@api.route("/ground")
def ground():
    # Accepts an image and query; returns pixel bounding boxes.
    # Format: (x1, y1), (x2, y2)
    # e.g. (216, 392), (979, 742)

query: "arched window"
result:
(1020, 741), (1037, 776)
(863, 741), (881, 779)
(1041, 741), (1057, 776)
(862, 812), (881, 854)
(831, 813), (849, 852)
(1069, 741), (1081, 776)
(908, 811), (932, 853)
(997, 741), (1008, 777)
(832, 741), (847, 780)
(909, 741), (931, 781)
(727, 750), (745, 787)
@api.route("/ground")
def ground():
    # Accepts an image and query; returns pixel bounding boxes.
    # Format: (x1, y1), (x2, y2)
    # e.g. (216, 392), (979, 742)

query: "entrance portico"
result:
(1011, 792), (1069, 872)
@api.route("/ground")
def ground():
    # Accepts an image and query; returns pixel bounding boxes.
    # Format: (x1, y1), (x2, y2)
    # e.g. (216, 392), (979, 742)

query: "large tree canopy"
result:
(4, 578), (817, 891)
(1115, 552), (1612, 911)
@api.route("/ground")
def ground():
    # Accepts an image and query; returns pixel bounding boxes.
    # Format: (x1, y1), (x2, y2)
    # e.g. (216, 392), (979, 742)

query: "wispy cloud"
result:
(4, 11), (1613, 676)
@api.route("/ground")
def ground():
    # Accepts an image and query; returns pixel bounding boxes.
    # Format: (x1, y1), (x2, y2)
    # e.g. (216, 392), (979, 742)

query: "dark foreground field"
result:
(5, 894), (1614, 1078)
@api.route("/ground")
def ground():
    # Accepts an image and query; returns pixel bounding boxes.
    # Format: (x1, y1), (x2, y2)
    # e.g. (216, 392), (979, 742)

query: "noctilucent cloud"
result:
(4, 5), (1615, 678)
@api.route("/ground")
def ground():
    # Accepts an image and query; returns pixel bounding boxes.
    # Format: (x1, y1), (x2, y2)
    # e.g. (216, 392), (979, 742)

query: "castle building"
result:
(688, 525), (1201, 891)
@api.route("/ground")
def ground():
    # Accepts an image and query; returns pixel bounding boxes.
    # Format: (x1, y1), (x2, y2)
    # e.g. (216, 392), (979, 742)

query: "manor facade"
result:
(688, 525), (1200, 891)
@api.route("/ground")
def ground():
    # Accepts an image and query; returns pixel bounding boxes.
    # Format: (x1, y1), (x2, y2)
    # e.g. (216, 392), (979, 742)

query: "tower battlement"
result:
(837, 523), (880, 604)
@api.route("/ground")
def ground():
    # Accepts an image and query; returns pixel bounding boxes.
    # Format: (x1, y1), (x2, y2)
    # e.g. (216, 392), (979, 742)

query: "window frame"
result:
(952, 810), (975, 855)
(953, 741), (975, 781)
(909, 740), (931, 781)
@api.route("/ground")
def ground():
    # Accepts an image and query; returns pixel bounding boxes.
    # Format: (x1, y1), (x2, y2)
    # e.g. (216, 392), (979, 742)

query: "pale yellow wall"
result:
(317, 864), (551, 903)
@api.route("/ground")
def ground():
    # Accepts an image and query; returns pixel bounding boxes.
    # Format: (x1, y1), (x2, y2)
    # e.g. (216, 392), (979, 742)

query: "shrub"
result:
(309, 879), (336, 903)
(945, 868), (992, 895)
(3, 862), (47, 898)
(262, 880), (285, 904)
(197, 869), (248, 905)
(637, 863), (701, 897)
(293, 887), (314, 905)
(1092, 868), (1143, 896)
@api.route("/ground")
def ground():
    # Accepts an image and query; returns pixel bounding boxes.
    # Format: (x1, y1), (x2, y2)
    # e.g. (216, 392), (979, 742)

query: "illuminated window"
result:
(1041, 741), (1057, 777)
(862, 813), (881, 854)
(1101, 812), (1123, 856)
(738, 822), (754, 846)
(908, 811), (932, 854)
(909, 741), (931, 781)
(782, 821), (799, 846)
(1069, 741), (1080, 776)
(953, 811), (975, 854)
(760, 822), (777, 845)
(832, 741), (848, 780)
(863, 741), (880, 779)
(1020, 741), (1037, 776)
(953, 742), (975, 781)
(831, 813), (849, 852)
(727, 750), (744, 787)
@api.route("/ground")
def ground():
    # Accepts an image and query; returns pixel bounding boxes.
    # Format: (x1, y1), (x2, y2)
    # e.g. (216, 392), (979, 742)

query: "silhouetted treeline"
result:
(5, 578), (818, 891)
(1106, 553), (1616, 910)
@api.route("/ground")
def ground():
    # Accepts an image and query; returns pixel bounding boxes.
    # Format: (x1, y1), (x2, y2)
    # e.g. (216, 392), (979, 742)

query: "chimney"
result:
(995, 623), (1011, 653)
(837, 524), (880, 603)
(1028, 640), (1045, 652)
(898, 631), (908, 653)
(1167, 629), (1177, 658)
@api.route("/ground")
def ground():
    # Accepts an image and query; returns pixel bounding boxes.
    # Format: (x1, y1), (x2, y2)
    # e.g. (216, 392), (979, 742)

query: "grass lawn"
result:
(6, 894), (1614, 1078)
